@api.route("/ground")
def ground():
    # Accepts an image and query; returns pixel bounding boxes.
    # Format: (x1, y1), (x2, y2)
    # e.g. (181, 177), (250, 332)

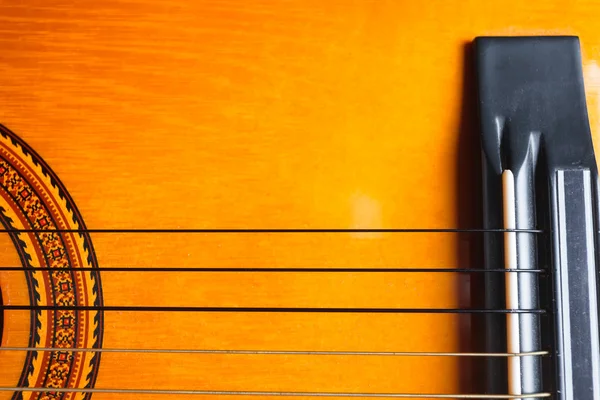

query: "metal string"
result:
(0, 387), (552, 398)
(0, 228), (548, 396)
(0, 346), (549, 357)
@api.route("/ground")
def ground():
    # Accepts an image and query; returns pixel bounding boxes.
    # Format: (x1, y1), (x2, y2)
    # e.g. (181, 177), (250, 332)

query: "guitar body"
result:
(0, 1), (599, 399)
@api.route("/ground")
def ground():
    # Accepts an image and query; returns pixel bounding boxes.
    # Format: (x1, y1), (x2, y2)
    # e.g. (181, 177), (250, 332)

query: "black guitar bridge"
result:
(477, 36), (600, 400)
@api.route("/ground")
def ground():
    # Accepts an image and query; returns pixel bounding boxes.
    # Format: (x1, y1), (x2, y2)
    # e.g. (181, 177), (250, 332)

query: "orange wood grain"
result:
(1, 0), (600, 399)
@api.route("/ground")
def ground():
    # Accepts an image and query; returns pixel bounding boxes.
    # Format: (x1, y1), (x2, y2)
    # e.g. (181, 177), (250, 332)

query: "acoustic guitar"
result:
(0, 1), (599, 399)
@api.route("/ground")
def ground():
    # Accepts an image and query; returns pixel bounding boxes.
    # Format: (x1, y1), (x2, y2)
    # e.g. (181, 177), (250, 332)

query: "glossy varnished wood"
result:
(2, 0), (600, 399)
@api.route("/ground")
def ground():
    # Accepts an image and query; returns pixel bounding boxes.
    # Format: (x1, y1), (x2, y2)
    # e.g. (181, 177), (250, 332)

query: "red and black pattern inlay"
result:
(0, 125), (104, 400)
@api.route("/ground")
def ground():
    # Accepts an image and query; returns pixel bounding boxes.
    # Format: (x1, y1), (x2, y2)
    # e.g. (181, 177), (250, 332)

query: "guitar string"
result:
(0, 267), (546, 273)
(0, 305), (546, 313)
(0, 228), (543, 233)
(0, 387), (552, 398)
(0, 267), (545, 357)
(0, 228), (546, 394)
(0, 346), (549, 357)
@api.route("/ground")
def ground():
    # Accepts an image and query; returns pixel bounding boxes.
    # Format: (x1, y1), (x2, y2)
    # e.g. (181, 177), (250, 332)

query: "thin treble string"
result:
(0, 267), (548, 273)
(0, 305), (546, 313)
(0, 228), (544, 233)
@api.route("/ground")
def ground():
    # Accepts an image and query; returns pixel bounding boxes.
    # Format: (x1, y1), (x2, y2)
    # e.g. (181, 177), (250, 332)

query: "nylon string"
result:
(0, 227), (547, 396)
